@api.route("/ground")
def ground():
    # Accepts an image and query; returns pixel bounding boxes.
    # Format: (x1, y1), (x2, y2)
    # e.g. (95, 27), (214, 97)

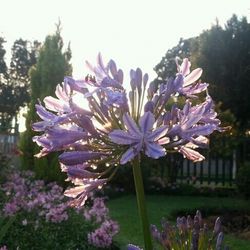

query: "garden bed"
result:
(108, 195), (250, 249)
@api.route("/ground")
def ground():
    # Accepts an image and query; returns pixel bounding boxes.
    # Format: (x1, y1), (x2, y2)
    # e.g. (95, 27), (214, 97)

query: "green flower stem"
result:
(132, 156), (152, 250)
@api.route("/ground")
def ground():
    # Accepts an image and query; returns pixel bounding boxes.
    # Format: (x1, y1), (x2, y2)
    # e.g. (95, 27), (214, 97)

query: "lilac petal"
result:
(182, 101), (191, 116)
(123, 113), (141, 135)
(147, 125), (168, 141)
(184, 68), (203, 87)
(127, 244), (143, 250)
(135, 68), (142, 92)
(143, 73), (149, 88)
(139, 112), (155, 134)
(180, 58), (191, 76)
(167, 124), (181, 137)
(101, 77), (123, 89)
(64, 186), (85, 198)
(68, 193), (88, 207)
(33, 113), (74, 131)
(85, 60), (94, 72)
(120, 143), (141, 164)
(55, 83), (69, 101)
(158, 137), (170, 145)
(67, 167), (99, 179)
(46, 127), (85, 137)
(182, 105), (205, 129)
(32, 121), (51, 131)
(33, 136), (51, 148)
(190, 136), (209, 148)
(105, 90), (128, 107)
(183, 124), (217, 137)
(148, 82), (157, 97)
(46, 128), (87, 148)
(60, 163), (90, 172)
(179, 146), (205, 162)
(183, 83), (208, 95)
(35, 148), (50, 158)
(173, 74), (184, 91)
(130, 69), (136, 90)
(64, 77), (87, 92)
(117, 69), (124, 84)
(144, 101), (154, 113)
(74, 116), (98, 136)
(59, 151), (104, 165)
(145, 142), (165, 159)
(216, 232), (224, 249)
(97, 53), (106, 72)
(65, 178), (107, 207)
(109, 59), (117, 76)
(214, 217), (221, 235)
(70, 101), (92, 116)
(35, 104), (57, 121)
(109, 130), (140, 145)
(44, 96), (70, 113)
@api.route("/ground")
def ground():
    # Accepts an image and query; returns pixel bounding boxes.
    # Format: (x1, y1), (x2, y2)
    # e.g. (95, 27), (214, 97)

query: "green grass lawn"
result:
(108, 195), (250, 249)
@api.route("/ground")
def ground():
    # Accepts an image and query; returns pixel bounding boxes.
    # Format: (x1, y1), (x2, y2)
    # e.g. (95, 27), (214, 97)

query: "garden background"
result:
(0, 1), (250, 249)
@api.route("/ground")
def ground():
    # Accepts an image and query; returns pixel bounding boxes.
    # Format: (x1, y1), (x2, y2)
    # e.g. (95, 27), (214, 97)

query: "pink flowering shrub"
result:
(83, 197), (119, 248)
(0, 170), (119, 249)
(2, 170), (68, 224)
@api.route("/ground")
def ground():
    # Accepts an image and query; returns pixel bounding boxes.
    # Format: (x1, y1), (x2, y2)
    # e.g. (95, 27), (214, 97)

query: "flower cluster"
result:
(83, 197), (119, 248)
(33, 54), (222, 206)
(150, 211), (228, 250)
(88, 219), (119, 248)
(1, 170), (68, 224)
(1, 170), (119, 249)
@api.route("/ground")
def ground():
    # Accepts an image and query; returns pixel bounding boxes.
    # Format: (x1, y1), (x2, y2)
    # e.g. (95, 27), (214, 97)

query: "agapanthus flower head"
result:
(33, 54), (223, 206)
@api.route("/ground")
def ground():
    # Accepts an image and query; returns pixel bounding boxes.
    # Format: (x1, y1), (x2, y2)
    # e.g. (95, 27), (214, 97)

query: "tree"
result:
(193, 15), (250, 130)
(154, 14), (250, 131)
(0, 37), (10, 132)
(154, 37), (198, 85)
(0, 38), (40, 132)
(19, 25), (72, 184)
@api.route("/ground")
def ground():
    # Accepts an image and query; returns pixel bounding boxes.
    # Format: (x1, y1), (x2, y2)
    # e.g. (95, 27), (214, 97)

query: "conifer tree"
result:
(19, 24), (72, 183)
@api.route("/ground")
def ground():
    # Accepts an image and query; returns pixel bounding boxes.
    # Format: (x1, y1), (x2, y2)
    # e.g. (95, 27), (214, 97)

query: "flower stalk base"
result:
(132, 156), (152, 250)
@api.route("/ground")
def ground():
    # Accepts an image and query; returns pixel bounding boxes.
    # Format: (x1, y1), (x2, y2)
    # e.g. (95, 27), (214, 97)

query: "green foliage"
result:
(0, 37), (7, 75)
(154, 37), (198, 85)
(19, 24), (72, 184)
(0, 37), (39, 132)
(0, 216), (16, 245)
(0, 210), (104, 250)
(154, 14), (250, 131)
(0, 152), (11, 184)
(108, 195), (250, 249)
(195, 15), (250, 130)
(236, 161), (250, 198)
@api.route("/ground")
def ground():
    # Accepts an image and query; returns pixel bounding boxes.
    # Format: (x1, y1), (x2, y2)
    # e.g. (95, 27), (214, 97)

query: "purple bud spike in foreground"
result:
(32, 54), (224, 206)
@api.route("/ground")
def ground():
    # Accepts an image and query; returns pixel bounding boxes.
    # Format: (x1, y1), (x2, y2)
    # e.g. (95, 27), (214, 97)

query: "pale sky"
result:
(0, 0), (250, 81)
(1, 0), (249, 132)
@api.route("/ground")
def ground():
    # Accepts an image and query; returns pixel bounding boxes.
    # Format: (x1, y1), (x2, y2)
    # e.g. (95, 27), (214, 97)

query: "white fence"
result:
(0, 134), (18, 154)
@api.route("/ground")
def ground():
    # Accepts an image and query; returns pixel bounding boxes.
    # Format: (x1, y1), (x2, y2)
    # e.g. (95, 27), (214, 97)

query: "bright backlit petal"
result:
(139, 112), (155, 134)
(183, 68), (203, 87)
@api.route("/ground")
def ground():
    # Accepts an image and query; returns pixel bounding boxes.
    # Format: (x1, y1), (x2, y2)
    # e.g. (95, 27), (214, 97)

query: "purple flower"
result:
(109, 112), (168, 164)
(64, 178), (107, 207)
(2, 170), (69, 224)
(33, 127), (87, 155)
(31, 54), (224, 207)
(127, 244), (143, 250)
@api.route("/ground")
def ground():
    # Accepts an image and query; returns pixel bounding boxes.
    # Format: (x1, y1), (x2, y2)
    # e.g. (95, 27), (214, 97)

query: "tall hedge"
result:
(19, 26), (72, 184)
